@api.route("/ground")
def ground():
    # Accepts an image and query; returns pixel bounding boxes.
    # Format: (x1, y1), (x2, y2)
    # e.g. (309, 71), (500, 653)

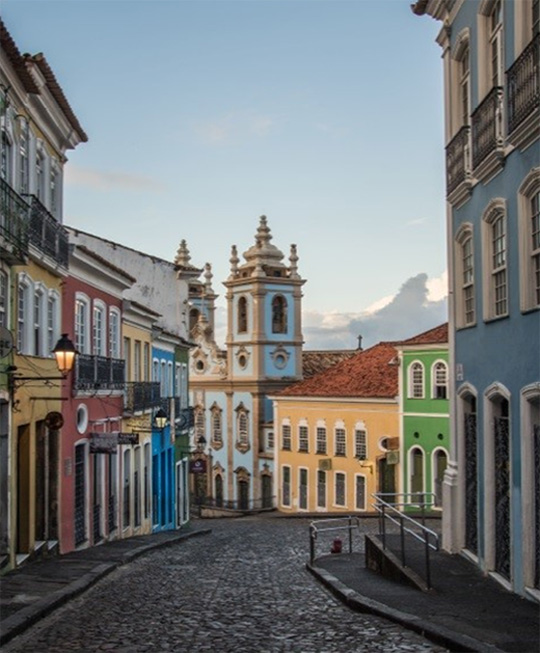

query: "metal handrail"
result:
(309, 516), (361, 565)
(372, 492), (439, 589)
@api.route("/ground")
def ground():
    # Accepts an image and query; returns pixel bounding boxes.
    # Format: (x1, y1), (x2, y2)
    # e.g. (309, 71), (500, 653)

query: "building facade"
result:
(189, 216), (305, 510)
(273, 342), (401, 515)
(61, 245), (133, 553)
(413, 0), (539, 598)
(0, 19), (87, 569)
(396, 324), (450, 510)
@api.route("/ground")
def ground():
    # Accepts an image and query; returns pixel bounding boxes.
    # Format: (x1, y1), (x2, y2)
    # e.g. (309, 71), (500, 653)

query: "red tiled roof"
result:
(0, 19), (87, 142)
(400, 323), (448, 346)
(302, 350), (357, 379)
(279, 341), (400, 399)
(0, 19), (40, 93)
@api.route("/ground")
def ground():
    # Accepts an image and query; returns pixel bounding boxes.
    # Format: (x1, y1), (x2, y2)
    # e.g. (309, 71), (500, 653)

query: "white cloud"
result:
(65, 165), (165, 192)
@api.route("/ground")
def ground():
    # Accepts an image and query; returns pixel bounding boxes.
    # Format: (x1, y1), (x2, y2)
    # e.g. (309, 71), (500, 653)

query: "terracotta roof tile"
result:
(280, 341), (400, 399)
(26, 53), (88, 142)
(400, 322), (448, 346)
(0, 19), (40, 93)
(302, 350), (357, 379)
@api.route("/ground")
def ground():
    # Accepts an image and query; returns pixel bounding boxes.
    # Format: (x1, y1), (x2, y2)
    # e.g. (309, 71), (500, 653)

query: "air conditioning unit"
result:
(386, 451), (400, 465)
(319, 459), (332, 471)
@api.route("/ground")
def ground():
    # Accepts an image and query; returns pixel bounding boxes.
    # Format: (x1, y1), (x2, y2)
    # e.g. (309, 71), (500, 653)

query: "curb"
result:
(306, 562), (505, 653)
(0, 529), (211, 647)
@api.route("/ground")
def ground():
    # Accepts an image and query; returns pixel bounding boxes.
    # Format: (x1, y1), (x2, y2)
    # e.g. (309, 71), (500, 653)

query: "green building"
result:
(397, 324), (449, 511)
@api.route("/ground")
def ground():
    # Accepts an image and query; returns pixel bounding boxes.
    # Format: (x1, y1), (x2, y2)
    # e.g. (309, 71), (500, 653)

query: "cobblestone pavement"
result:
(3, 516), (447, 652)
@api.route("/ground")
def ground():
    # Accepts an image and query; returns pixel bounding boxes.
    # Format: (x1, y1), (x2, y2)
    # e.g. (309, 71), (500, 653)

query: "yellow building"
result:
(274, 342), (400, 515)
(1, 20), (87, 569)
(122, 300), (161, 537)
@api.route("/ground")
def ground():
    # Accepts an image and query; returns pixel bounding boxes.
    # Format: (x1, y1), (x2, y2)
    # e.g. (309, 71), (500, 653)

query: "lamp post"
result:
(7, 333), (78, 401)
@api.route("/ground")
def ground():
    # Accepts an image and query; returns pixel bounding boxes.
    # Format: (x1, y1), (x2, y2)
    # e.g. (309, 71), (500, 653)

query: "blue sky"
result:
(3, 0), (447, 348)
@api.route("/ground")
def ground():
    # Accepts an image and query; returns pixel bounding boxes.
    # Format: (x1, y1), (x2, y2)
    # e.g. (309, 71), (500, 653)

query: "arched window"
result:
(210, 403), (222, 444)
(432, 361), (449, 399)
(433, 449), (448, 507)
(482, 199), (508, 319)
(410, 447), (424, 499)
(408, 362), (425, 399)
(455, 224), (476, 327)
(237, 296), (247, 333)
(189, 307), (200, 333)
(271, 295), (287, 334)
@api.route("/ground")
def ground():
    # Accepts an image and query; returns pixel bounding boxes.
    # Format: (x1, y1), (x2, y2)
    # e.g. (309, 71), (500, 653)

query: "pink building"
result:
(60, 245), (134, 553)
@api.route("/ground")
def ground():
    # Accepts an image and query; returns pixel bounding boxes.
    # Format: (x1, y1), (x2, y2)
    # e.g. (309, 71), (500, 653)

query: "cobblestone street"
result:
(3, 516), (447, 652)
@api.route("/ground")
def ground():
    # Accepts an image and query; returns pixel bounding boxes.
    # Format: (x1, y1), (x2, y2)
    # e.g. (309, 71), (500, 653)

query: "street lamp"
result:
(52, 333), (78, 375)
(154, 408), (168, 430)
(7, 333), (78, 403)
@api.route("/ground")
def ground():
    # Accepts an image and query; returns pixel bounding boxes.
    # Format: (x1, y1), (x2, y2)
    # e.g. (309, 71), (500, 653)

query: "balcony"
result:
(124, 381), (162, 413)
(0, 178), (29, 264)
(445, 125), (474, 206)
(74, 354), (125, 392)
(471, 86), (505, 180)
(506, 33), (539, 148)
(23, 194), (69, 267)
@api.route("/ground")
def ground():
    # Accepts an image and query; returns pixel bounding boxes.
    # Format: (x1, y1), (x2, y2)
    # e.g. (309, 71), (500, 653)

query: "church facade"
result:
(187, 216), (305, 510)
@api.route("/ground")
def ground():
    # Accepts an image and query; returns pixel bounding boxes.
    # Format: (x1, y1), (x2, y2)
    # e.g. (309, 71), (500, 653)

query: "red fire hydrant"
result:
(330, 537), (342, 554)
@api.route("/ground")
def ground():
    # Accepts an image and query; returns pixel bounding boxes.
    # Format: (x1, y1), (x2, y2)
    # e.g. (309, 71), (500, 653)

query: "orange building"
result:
(273, 342), (401, 515)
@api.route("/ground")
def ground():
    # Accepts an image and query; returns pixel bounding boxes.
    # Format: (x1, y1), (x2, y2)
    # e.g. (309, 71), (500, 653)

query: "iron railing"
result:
(0, 178), (29, 262)
(309, 516), (362, 565)
(124, 381), (161, 413)
(471, 86), (504, 169)
(74, 354), (125, 391)
(23, 194), (69, 267)
(506, 33), (539, 135)
(372, 492), (439, 589)
(445, 125), (471, 195)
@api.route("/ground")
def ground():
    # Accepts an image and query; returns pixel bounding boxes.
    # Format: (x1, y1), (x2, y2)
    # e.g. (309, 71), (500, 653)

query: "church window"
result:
(238, 296), (248, 333)
(272, 295), (287, 334)
(211, 404), (223, 444)
(189, 308), (200, 333)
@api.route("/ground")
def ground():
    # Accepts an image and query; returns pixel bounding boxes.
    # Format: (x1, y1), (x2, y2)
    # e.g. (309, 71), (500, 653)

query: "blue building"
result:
(152, 334), (183, 531)
(188, 216), (305, 511)
(414, 0), (539, 598)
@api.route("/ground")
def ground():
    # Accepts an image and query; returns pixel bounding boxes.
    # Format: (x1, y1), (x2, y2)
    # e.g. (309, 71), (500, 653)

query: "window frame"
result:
(74, 292), (91, 355)
(237, 296), (248, 334)
(354, 427), (368, 460)
(316, 425), (327, 455)
(334, 426), (346, 457)
(271, 294), (288, 334)
(455, 223), (476, 328)
(298, 423), (309, 453)
(92, 300), (107, 357)
(334, 472), (346, 507)
(408, 361), (425, 399)
(518, 168), (540, 312)
(281, 422), (292, 451)
(432, 361), (449, 400)
(482, 198), (508, 321)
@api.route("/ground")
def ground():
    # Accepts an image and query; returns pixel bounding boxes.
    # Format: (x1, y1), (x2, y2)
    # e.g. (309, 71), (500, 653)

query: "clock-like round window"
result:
(238, 354), (248, 369)
(274, 354), (287, 369)
(76, 404), (88, 434)
(195, 360), (205, 372)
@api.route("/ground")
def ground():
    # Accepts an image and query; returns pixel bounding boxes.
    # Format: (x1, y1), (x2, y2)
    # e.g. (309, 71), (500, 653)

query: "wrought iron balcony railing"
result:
(74, 354), (125, 391)
(446, 125), (472, 196)
(0, 178), (29, 263)
(506, 33), (539, 135)
(23, 194), (69, 267)
(124, 381), (162, 413)
(471, 86), (504, 170)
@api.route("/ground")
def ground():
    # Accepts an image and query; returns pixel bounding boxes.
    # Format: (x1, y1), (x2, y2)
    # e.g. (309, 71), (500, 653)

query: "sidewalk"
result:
(0, 526), (211, 647)
(308, 540), (540, 653)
